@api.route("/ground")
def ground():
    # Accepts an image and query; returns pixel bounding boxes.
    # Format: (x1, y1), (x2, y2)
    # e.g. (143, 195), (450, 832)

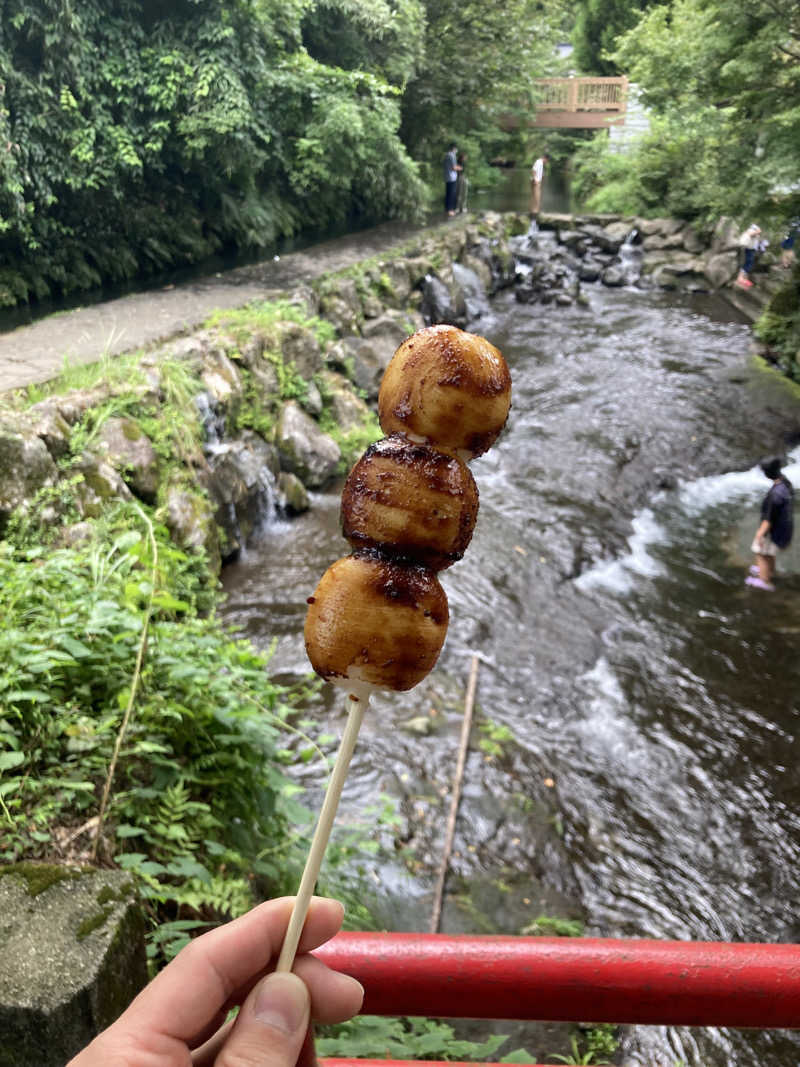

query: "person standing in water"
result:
(746, 455), (794, 591)
(529, 153), (547, 217)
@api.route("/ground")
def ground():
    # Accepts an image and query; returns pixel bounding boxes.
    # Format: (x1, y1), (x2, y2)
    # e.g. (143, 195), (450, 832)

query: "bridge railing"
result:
(535, 77), (628, 113)
(315, 931), (800, 1060)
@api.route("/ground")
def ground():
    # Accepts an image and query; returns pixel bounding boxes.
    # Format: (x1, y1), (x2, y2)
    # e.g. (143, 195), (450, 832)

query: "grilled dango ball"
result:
(378, 324), (512, 460)
(304, 553), (449, 693)
(341, 434), (479, 571)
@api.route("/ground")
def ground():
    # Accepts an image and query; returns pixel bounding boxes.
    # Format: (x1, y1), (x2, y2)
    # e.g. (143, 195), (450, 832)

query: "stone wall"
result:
(0, 209), (778, 575)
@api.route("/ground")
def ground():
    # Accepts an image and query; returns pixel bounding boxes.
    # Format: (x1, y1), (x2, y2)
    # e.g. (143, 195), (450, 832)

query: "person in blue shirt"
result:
(746, 455), (794, 591)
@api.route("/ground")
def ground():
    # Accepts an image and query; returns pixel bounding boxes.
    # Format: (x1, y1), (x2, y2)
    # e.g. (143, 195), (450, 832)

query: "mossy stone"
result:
(0, 863), (147, 1067)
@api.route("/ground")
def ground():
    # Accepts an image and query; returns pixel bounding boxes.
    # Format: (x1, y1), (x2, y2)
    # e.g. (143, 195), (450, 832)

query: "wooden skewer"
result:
(429, 654), (480, 934)
(276, 690), (369, 972)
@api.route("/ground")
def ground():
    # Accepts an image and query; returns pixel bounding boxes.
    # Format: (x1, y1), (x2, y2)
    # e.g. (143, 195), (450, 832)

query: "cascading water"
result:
(221, 278), (800, 1067)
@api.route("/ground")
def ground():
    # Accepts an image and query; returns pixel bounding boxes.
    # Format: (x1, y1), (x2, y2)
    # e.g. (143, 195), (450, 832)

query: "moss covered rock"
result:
(0, 863), (147, 1067)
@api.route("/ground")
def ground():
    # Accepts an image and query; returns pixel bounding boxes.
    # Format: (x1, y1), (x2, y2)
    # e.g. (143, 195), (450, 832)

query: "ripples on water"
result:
(222, 283), (800, 1067)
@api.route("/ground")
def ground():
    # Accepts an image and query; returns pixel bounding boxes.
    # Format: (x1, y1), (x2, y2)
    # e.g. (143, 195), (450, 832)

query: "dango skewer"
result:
(276, 324), (511, 972)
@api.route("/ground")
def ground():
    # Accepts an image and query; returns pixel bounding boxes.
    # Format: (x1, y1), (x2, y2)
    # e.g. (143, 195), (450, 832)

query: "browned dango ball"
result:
(378, 324), (512, 460)
(304, 553), (449, 693)
(340, 434), (479, 571)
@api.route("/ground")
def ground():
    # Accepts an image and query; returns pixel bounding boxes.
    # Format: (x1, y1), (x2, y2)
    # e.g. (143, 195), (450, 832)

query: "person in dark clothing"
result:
(443, 142), (460, 216)
(746, 455), (794, 591)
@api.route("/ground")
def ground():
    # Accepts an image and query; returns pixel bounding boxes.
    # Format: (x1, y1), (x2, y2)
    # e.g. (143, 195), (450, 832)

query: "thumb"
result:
(216, 971), (310, 1067)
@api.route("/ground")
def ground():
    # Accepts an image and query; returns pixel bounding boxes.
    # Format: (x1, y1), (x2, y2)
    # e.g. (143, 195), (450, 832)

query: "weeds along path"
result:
(0, 219), (425, 393)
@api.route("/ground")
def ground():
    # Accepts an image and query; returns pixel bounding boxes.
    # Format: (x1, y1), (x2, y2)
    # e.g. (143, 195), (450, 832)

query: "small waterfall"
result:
(618, 229), (643, 286)
(205, 437), (282, 558)
(195, 390), (225, 445)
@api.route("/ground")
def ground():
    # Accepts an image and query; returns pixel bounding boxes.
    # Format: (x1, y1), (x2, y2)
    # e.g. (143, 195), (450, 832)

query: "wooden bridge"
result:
(502, 77), (629, 130)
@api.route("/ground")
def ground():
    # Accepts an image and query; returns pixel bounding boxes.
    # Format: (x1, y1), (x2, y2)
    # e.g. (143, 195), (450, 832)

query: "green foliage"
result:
(206, 298), (336, 350)
(0, 0), (425, 307)
(398, 1), (563, 192)
(572, 0), (657, 75)
(318, 407), (382, 472)
(602, 0), (800, 225)
(551, 1025), (618, 1065)
(317, 1015), (525, 1062)
(301, 0), (426, 90)
(477, 717), (515, 759)
(522, 915), (585, 937)
(754, 265), (800, 380)
(0, 505), (304, 961)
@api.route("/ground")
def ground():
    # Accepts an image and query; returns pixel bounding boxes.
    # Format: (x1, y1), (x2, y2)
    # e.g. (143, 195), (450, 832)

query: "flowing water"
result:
(221, 282), (800, 1066)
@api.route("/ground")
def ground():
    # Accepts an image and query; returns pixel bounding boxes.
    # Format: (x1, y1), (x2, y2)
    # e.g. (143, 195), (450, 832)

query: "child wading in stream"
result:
(746, 456), (794, 591)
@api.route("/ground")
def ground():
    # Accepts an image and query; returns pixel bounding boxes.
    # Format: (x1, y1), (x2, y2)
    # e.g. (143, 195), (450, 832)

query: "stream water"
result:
(221, 281), (800, 1066)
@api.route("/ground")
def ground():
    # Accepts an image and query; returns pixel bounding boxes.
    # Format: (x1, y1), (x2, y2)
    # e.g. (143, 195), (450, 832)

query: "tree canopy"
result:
(572, 0), (800, 226)
(572, 0), (657, 75)
(0, 0), (565, 308)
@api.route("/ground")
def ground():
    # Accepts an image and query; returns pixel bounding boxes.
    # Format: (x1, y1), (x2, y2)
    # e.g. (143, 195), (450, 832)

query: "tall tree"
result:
(572, 0), (657, 74)
(0, 0), (425, 307)
(609, 0), (800, 220)
(398, 0), (562, 179)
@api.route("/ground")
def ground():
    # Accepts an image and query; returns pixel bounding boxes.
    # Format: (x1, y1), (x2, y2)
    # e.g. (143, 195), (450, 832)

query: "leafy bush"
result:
(0, 0), (424, 307)
(754, 266), (800, 381)
(317, 1015), (531, 1062)
(0, 503), (310, 961)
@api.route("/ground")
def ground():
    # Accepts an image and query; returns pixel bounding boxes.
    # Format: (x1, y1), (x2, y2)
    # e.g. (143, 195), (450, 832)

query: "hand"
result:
(68, 896), (364, 1067)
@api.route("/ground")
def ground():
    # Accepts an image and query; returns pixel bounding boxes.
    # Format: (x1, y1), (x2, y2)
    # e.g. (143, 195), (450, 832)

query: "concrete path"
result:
(0, 219), (426, 393)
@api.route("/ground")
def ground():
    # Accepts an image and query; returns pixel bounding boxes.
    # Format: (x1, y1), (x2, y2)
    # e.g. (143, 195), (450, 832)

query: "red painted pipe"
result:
(322, 1061), (556, 1067)
(315, 933), (800, 1028)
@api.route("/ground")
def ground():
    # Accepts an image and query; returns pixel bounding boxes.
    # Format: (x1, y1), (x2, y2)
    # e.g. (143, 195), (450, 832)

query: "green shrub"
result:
(0, 504), (304, 962)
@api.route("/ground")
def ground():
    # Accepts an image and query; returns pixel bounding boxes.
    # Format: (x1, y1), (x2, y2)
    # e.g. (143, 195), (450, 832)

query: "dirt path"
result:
(0, 219), (426, 393)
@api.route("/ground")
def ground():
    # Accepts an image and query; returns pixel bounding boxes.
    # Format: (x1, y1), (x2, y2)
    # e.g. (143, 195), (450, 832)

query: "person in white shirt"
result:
(530, 154), (547, 216)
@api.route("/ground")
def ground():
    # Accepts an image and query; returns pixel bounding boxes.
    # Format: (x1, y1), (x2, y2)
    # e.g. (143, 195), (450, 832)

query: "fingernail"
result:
(253, 972), (309, 1033)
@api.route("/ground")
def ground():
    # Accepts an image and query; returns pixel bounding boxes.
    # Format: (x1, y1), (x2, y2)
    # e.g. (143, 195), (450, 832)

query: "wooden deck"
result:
(502, 77), (629, 130)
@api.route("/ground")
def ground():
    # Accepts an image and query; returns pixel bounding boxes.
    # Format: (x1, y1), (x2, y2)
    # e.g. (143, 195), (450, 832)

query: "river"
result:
(220, 280), (800, 1066)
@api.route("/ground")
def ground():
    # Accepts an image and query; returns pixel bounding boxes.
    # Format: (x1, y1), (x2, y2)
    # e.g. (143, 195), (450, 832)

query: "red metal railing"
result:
(315, 931), (800, 1029)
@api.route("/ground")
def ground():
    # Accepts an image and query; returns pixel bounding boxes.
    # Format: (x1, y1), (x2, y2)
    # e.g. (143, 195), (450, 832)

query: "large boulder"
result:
(376, 261), (413, 308)
(96, 417), (160, 503)
(0, 863), (147, 1067)
(277, 471), (310, 514)
(681, 225), (707, 254)
(23, 399), (73, 459)
(636, 217), (685, 238)
(421, 273), (467, 327)
(319, 277), (362, 335)
(278, 322), (323, 379)
(401, 254), (437, 290)
(603, 219), (636, 245)
(710, 215), (740, 253)
(318, 370), (372, 432)
(163, 485), (222, 574)
(600, 264), (627, 287)
(205, 431), (282, 554)
(361, 310), (413, 351)
(703, 250), (739, 288)
(0, 423), (58, 528)
(74, 454), (134, 518)
(276, 401), (341, 488)
(201, 348), (243, 419)
(578, 222), (625, 254)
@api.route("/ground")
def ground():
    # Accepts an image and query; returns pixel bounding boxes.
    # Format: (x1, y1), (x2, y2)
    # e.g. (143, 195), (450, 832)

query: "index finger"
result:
(122, 896), (345, 1044)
